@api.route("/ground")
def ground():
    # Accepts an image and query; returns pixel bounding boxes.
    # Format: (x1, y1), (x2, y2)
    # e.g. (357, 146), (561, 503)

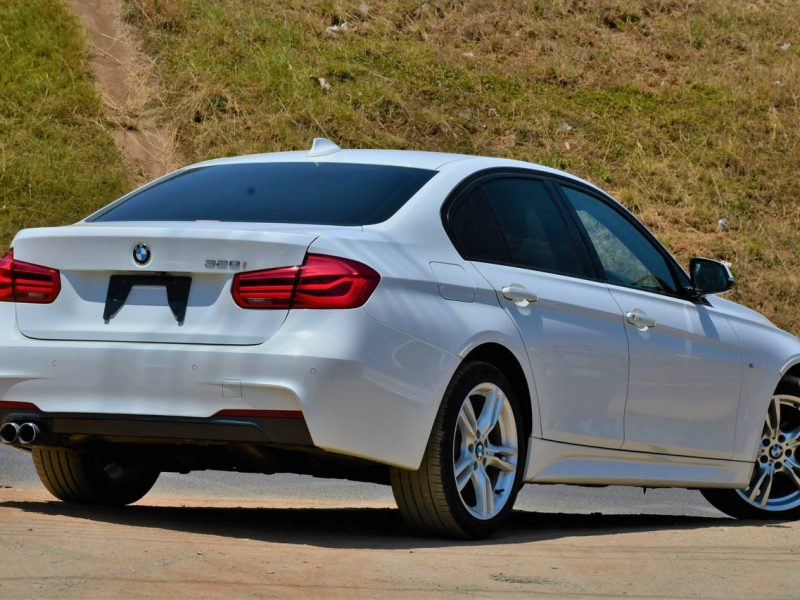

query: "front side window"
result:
(562, 186), (678, 294)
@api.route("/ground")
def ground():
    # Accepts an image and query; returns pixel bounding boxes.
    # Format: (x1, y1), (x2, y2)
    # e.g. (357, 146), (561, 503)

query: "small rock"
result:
(325, 22), (349, 37)
(358, 2), (369, 17)
(780, 42), (791, 51)
(462, 51), (475, 58)
(717, 218), (728, 232)
(557, 121), (573, 133)
(315, 77), (332, 92)
(774, 80), (784, 86)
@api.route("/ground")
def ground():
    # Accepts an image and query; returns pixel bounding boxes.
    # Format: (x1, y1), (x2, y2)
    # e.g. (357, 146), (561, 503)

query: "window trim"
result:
(552, 178), (693, 301)
(441, 168), (600, 281)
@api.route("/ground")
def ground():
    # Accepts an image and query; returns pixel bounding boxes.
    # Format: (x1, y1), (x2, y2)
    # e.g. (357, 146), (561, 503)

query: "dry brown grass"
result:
(120, 0), (800, 331)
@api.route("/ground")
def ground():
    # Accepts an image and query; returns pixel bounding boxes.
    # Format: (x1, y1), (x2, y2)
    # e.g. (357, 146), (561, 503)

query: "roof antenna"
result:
(307, 137), (342, 157)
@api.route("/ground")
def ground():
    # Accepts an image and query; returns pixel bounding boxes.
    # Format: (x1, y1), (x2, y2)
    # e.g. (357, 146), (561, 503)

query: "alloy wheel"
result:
(452, 382), (519, 520)
(738, 394), (800, 511)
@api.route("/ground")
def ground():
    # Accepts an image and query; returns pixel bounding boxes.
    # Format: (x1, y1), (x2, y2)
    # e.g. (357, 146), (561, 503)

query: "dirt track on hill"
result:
(1, 484), (798, 599)
(64, 0), (178, 183)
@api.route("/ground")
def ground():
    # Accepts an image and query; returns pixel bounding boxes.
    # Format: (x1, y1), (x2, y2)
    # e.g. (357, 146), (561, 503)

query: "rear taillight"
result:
(232, 253), (380, 309)
(0, 249), (61, 304)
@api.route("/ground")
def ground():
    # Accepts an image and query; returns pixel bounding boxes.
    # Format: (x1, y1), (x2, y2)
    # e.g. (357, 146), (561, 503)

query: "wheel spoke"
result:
(767, 396), (781, 437)
(458, 400), (478, 441)
(747, 464), (773, 505)
(785, 458), (800, 492)
(759, 471), (774, 508)
(484, 469), (495, 517)
(454, 453), (473, 491)
(784, 427), (800, 449)
(485, 443), (518, 472)
(471, 466), (489, 518)
(477, 387), (504, 434)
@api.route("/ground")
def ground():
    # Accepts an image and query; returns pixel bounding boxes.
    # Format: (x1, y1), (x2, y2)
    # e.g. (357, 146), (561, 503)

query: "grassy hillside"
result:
(121, 0), (800, 331)
(4, 0), (799, 333)
(0, 0), (129, 244)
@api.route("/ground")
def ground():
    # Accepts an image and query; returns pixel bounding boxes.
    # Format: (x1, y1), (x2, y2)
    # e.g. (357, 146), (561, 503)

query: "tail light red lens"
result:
(0, 249), (61, 304)
(232, 253), (380, 309)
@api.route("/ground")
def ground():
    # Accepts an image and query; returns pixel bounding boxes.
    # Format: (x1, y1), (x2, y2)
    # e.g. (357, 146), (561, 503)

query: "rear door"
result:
(558, 183), (743, 459)
(12, 224), (316, 345)
(446, 173), (630, 449)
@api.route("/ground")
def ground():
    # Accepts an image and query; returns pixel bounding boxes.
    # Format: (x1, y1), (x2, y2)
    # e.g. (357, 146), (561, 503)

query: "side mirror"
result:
(689, 257), (735, 296)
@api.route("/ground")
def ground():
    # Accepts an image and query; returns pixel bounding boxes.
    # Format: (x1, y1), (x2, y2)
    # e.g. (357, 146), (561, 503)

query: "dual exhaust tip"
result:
(0, 422), (40, 445)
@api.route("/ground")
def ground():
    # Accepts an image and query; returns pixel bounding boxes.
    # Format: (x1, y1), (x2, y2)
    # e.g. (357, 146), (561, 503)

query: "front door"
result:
(560, 184), (743, 459)
(446, 174), (629, 449)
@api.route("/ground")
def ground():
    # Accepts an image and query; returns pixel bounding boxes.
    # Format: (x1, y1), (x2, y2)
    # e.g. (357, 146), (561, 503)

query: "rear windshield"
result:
(91, 162), (436, 225)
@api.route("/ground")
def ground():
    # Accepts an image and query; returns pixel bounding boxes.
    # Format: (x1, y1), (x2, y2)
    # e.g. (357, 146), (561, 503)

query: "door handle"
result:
(502, 285), (538, 307)
(626, 310), (656, 330)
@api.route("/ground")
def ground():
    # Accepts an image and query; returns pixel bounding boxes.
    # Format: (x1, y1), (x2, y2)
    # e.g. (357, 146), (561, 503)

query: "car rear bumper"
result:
(0, 404), (313, 447)
(0, 305), (458, 469)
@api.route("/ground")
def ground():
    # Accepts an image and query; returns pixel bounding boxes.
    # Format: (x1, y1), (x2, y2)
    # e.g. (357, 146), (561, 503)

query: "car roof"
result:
(193, 149), (467, 170)
(190, 148), (595, 190)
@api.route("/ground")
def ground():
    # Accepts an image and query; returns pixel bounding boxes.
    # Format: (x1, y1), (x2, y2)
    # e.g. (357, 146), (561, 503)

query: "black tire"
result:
(390, 360), (527, 539)
(702, 376), (800, 520)
(33, 446), (159, 506)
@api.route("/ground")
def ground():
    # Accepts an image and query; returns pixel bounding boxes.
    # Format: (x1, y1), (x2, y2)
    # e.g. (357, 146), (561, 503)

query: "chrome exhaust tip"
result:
(17, 422), (39, 445)
(0, 422), (20, 444)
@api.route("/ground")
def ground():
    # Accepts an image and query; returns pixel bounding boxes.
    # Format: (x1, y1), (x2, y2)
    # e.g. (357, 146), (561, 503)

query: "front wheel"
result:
(703, 377), (800, 519)
(391, 361), (527, 539)
(33, 446), (159, 506)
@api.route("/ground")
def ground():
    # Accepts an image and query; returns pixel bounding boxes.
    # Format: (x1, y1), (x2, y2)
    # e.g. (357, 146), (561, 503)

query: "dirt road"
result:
(1, 453), (798, 599)
(65, 0), (178, 183)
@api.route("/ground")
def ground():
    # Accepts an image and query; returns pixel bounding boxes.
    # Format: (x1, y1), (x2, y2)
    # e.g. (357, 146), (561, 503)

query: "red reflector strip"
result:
(214, 409), (303, 419)
(0, 401), (40, 411)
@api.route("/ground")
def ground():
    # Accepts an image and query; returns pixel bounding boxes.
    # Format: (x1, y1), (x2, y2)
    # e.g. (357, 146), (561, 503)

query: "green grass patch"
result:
(0, 0), (129, 245)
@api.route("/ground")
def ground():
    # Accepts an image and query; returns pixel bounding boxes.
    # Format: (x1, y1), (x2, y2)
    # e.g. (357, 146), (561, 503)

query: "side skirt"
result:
(523, 437), (752, 489)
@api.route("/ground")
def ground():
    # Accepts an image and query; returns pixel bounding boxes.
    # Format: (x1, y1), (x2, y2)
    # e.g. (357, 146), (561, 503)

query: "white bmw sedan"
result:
(1, 138), (799, 538)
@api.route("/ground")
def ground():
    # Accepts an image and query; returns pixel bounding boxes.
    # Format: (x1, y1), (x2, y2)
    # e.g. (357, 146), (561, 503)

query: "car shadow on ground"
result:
(2, 500), (778, 549)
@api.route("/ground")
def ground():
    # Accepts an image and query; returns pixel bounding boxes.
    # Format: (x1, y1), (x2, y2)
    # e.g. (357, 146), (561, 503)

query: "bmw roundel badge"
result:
(133, 243), (151, 265)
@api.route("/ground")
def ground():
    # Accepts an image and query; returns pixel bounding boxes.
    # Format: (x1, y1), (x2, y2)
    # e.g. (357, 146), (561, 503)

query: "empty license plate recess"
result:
(103, 274), (192, 323)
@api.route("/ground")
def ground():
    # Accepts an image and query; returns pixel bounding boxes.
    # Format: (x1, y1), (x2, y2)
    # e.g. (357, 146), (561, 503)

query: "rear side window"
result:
(448, 188), (509, 263)
(481, 178), (589, 277)
(91, 163), (436, 225)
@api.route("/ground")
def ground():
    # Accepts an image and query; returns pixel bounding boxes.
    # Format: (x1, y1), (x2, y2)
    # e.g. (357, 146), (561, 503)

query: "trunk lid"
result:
(12, 223), (320, 345)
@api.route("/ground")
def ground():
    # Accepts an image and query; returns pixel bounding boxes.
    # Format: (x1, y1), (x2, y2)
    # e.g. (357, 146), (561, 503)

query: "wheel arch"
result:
(461, 342), (534, 440)
(782, 362), (800, 383)
(735, 359), (800, 463)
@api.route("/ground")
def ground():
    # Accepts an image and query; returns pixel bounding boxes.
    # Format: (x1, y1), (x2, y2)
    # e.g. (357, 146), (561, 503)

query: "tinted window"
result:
(91, 163), (436, 225)
(481, 178), (588, 277)
(562, 186), (677, 294)
(448, 188), (508, 263)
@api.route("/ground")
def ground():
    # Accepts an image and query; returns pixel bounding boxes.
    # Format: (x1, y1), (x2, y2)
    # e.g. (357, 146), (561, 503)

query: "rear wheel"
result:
(33, 446), (159, 506)
(703, 376), (800, 519)
(391, 361), (526, 538)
